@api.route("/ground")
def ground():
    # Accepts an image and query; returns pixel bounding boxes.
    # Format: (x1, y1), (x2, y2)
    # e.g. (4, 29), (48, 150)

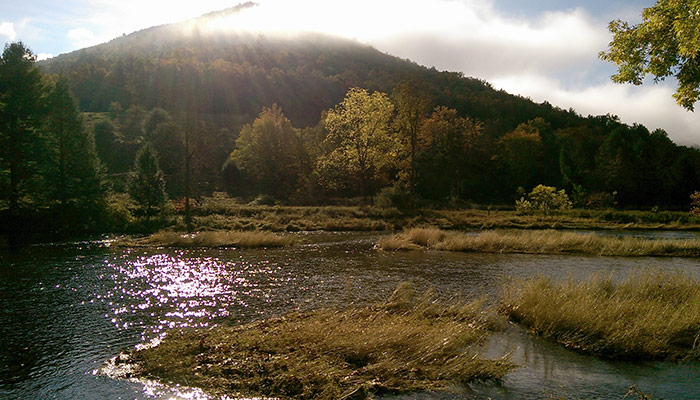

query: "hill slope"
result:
(38, 3), (700, 207)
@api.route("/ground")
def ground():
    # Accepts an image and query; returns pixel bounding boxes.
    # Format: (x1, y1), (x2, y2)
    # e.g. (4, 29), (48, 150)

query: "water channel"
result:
(1, 231), (700, 399)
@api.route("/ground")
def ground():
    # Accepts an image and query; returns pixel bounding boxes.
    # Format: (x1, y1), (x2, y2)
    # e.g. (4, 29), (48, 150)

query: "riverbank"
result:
(500, 270), (700, 361)
(118, 283), (513, 399)
(171, 199), (700, 232)
(112, 230), (295, 248)
(377, 228), (700, 257)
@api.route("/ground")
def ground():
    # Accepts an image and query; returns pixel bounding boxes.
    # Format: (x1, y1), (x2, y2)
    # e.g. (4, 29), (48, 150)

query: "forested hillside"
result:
(36, 2), (700, 209)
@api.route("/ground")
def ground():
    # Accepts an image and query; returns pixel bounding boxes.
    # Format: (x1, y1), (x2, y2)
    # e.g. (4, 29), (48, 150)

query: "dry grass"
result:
(378, 228), (700, 257)
(120, 283), (513, 399)
(114, 230), (296, 248)
(500, 270), (700, 360)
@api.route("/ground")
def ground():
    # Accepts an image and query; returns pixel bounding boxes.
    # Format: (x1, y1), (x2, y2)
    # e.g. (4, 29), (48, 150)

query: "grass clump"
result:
(378, 228), (700, 257)
(500, 270), (700, 360)
(121, 283), (513, 399)
(114, 230), (295, 248)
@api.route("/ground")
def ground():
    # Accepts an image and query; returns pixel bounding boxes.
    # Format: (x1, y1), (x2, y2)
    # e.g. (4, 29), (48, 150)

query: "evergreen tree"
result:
(44, 76), (105, 227)
(0, 42), (46, 212)
(128, 144), (167, 219)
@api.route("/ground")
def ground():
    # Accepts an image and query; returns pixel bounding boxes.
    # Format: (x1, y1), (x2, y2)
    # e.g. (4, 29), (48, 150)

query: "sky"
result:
(2, 0), (698, 145)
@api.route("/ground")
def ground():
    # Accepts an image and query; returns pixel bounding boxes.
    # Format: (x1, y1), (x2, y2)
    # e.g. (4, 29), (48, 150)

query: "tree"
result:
(496, 120), (545, 193)
(600, 0), (700, 110)
(231, 104), (307, 199)
(0, 42), (46, 212)
(128, 144), (167, 219)
(416, 106), (481, 200)
(392, 79), (432, 193)
(316, 88), (397, 197)
(44, 75), (105, 221)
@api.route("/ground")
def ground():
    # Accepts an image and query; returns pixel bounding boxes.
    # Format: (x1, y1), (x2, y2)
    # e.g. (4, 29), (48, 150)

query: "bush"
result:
(374, 183), (413, 210)
(515, 185), (571, 215)
(248, 194), (277, 206)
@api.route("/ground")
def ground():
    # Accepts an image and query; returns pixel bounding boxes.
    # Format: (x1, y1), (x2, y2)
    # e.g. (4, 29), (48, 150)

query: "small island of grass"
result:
(113, 230), (296, 248)
(378, 228), (700, 257)
(117, 283), (513, 399)
(500, 270), (700, 360)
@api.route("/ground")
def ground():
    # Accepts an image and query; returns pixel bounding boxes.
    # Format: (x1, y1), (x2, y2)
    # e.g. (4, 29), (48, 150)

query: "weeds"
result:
(500, 270), (700, 360)
(114, 230), (295, 248)
(378, 228), (700, 257)
(122, 283), (514, 399)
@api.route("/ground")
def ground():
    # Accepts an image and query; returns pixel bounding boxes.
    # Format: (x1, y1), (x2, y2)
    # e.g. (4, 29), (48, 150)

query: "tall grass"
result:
(378, 228), (700, 257)
(500, 270), (700, 360)
(114, 230), (295, 248)
(122, 283), (513, 399)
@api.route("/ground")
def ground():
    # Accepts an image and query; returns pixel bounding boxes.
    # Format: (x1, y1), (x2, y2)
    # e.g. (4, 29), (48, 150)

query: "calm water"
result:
(1, 231), (700, 399)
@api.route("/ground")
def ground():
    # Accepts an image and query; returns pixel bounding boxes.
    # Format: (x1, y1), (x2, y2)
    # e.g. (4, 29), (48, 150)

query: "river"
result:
(1, 231), (700, 399)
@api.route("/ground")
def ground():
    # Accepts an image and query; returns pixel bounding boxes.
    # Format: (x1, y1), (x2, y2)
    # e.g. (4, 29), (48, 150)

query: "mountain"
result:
(40, 2), (580, 132)
(37, 3), (700, 207)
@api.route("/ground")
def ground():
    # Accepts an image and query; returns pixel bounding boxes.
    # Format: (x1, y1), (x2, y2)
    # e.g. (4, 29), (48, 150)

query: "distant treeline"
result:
(35, 9), (700, 210)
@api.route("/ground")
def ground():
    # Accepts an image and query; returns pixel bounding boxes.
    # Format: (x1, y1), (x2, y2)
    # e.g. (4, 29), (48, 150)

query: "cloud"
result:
(36, 53), (53, 60)
(491, 74), (700, 146)
(67, 27), (99, 48)
(0, 22), (16, 40)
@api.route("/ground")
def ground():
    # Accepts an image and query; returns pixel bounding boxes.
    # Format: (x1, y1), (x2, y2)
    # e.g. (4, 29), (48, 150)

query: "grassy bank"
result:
(158, 194), (700, 233)
(378, 228), (700, 257)
(120, 284), (513, 399)
(500, 271), (700, 360)
(113, 230), (296, 248)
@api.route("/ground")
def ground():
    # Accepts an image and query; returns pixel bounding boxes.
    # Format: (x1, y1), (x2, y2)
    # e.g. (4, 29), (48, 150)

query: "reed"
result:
(500, 270), (700, 360)
(114, 230), (295, 248)
(122, 283), (513, 399)
(378, 228), (700, 257)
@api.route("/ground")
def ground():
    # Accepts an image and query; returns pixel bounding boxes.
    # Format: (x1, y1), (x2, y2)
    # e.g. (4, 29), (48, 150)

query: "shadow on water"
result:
(1, 231), (700, 399)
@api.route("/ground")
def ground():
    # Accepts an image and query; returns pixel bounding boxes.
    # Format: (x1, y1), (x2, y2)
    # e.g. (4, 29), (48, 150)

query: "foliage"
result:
(44, 75), (106, 223)
(416, 106), (482, 200)
(691, 191), (700, 215)
(501, 270), (700, 360)
(316, 88), (397, 197)
(115, 230), (295, 248)
(374, 182), (413, 210)
(128, 144), (168, 218)
(600, 0), (700, 110)
(0, 42), (46, 211)
(516, 185), (571, 215)
(231, 104), (308, 199)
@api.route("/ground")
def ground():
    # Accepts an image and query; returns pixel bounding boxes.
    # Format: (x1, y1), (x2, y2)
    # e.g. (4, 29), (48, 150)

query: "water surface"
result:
(1, 232), (699, 399)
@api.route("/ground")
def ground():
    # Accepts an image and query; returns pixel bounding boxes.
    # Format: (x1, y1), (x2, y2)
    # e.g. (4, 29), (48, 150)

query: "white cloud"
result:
(37, 53), (53, 60)
(0, 22), (16, 40)
(491, 74), (700, 145)
(67, 27), (99, 49)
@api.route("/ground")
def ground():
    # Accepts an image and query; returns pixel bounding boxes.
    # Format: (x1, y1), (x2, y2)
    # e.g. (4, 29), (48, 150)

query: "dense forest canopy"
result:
(1, 2), (697, 224)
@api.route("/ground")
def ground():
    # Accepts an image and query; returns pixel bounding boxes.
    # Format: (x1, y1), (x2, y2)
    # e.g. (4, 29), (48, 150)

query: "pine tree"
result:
(0, 42), (46, 212)
(44, 75), (105, 227)
(128, 144), (167, 219)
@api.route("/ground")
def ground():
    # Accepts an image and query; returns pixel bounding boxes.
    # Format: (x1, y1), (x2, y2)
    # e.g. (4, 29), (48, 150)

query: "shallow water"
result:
(1, 231), (700, 399)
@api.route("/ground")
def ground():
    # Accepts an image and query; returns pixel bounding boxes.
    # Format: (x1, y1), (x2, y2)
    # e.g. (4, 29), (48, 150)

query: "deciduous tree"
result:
(600, 0), (700, 110)
(316, 88), (397, 197)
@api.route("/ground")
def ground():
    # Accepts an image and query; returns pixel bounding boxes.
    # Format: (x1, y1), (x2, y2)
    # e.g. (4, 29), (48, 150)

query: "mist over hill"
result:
(36, 3), (700, 207)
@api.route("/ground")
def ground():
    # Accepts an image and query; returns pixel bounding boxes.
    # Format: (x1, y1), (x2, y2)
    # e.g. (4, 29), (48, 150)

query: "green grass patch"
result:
(113, 230), (296, 248)
(378, 228), (700, 257)
(119, 283), (513, 399)
(500, 270), (700, 360)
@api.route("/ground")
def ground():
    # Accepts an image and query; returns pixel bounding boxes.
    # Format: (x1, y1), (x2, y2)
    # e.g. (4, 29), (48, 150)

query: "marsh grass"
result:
(122, 283), (513, 399)
(500, 270), (700, 360)
(114, 230), (295, 248)
(378, 228), (700, 257)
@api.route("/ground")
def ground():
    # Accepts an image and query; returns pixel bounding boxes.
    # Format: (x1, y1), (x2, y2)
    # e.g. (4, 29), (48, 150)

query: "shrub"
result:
(374, 183), (413, 210)
(515, 185), (571, 215)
